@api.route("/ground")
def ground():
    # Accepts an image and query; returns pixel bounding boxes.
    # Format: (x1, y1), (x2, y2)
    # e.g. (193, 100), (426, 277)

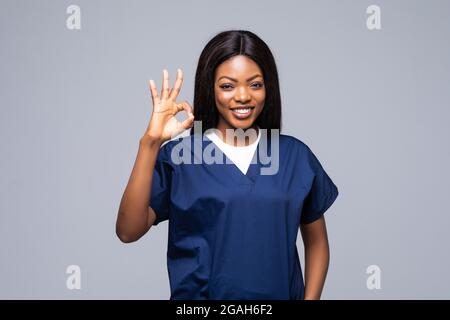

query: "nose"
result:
(234, 86), (251, 103)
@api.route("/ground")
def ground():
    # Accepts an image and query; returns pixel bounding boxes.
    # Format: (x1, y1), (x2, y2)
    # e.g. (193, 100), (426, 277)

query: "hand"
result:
(143, 69), (194, 143)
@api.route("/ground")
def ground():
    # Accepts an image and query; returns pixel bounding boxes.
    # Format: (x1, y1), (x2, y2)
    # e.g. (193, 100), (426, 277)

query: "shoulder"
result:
(160, 132), (194, 147)
(278, 133), (312, 155)
(279, 134), (336, 176)
(156, 136), (184, 163)
(157, 133), (202, 163)
(277, 133), (326, 171)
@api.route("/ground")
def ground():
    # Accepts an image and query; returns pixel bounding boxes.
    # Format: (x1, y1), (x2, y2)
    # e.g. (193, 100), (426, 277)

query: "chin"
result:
(229, 119), (256, 130)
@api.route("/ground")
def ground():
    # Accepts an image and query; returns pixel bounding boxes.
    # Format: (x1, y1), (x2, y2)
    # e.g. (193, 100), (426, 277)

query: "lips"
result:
(230, 106), (255, 120)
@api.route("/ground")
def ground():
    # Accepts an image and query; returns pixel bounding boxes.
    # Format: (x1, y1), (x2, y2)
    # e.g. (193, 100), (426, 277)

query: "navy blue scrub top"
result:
(150, 132), (339, 300)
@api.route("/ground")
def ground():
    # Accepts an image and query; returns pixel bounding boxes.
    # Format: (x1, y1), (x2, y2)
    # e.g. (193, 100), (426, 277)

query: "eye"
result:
(251, 82), (264, 89)
(219, 84), (233, 90)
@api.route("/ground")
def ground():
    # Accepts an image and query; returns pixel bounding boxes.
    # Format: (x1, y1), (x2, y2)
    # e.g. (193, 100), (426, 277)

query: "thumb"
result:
(179, 112), (195, 130)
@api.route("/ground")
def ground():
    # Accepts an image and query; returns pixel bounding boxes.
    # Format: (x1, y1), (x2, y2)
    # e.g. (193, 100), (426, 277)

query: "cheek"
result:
(215, 91), (233, 108)
(255, 91), (266, 107)
(258, 89), (266, 101)
(255, 91), (266, 117)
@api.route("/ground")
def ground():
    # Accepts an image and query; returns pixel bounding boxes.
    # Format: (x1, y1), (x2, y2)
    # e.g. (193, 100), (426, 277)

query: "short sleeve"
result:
(300, 146), (339, 224)
(150, 142), (174, 226)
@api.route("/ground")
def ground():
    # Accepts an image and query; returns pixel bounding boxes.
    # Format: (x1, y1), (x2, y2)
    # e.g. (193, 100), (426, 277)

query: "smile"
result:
(230, 106), (255, 119)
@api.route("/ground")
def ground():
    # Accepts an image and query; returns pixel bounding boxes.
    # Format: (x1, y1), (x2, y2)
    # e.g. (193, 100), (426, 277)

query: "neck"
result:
(214, 124), (259, 147)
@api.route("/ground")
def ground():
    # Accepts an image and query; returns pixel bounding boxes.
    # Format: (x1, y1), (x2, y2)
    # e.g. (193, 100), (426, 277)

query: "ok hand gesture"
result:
(144, 69), (194, 143)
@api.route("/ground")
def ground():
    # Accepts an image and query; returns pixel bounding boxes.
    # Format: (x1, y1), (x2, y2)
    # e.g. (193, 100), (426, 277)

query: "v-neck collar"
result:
(202, 131), (273, 186)
(205, 129), (260, 176)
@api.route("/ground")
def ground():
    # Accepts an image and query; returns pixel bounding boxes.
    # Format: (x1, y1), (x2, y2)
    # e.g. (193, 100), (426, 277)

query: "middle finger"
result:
(169, 69), (183, 101)
(161, 69), (170, 99)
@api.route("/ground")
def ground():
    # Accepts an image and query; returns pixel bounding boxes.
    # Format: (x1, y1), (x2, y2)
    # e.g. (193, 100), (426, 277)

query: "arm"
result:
(299, 215), (330, 300)
(115, 136), (161, 243)
(115, 69), (194, 243)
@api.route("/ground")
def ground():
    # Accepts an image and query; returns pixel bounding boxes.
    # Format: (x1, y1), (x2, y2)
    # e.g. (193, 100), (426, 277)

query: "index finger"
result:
(148, 79), (160, 105)
(169, 69), (183, 101)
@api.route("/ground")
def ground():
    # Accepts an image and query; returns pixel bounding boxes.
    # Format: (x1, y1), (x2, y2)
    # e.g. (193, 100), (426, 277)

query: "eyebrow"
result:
(217, 74), (263, 82)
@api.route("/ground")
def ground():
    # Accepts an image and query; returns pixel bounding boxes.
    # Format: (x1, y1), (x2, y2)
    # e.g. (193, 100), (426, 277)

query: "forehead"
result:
(215, 55), (262, 79)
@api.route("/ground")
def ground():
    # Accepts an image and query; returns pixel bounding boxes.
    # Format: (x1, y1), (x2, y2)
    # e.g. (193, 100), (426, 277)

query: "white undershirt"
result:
(205, 128), (261, 175)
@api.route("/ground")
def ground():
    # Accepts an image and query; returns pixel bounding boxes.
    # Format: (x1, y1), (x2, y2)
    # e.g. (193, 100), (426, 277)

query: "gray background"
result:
(1, 0), (449, 299)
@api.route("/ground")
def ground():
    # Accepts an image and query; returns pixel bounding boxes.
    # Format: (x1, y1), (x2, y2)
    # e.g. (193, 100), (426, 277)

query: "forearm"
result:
(116, 136), (162, 242)
(303, 240), (329, 300)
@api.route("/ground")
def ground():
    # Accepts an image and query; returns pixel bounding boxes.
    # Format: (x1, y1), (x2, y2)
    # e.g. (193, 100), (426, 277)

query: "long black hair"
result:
(190, 30), (282, 134)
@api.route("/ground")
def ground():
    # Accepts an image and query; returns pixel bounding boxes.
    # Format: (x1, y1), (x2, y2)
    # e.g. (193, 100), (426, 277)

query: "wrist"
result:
(304, 294), (321, 300)
(139, 135), (163, 149)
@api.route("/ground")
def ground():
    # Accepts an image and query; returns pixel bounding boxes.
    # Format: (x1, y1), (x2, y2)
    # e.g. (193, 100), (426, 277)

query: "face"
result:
(214, 55), (266, 135)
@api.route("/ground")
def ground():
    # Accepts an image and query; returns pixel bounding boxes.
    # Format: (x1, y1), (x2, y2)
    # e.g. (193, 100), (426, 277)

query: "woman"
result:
(116, 30), (339, 300)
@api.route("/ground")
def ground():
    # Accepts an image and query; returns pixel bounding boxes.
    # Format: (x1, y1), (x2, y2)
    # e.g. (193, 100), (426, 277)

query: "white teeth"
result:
(234, 108), (251, 114)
